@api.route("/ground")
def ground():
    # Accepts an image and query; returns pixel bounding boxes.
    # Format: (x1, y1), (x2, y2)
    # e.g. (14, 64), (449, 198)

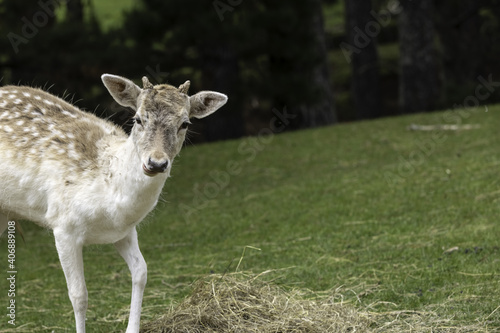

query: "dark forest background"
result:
(1, 0), (500, 142)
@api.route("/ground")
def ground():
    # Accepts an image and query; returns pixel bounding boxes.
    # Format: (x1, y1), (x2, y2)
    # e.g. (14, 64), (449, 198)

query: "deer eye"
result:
(179, 121), (190, 131)
(133, 117), (143, 126)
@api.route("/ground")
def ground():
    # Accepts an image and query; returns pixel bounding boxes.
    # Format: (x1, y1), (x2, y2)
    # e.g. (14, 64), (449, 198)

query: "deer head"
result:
(101, 74), (227, 177)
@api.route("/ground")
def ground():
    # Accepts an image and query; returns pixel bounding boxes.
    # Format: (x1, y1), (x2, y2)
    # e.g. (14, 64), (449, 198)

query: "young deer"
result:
(0, 74), (227, 332)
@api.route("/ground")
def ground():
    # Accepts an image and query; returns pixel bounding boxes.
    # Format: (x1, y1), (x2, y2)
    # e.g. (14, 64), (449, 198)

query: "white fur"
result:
(0, 74), (228, 333)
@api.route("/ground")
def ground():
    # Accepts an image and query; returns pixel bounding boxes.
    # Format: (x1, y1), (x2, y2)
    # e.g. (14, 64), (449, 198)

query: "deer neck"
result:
(100, 135), (169, 223)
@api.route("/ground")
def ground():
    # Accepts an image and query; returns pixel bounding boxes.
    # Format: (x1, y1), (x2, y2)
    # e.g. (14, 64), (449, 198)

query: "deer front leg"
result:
(114, 227), (147, 333)
(53, 228), (87, 333)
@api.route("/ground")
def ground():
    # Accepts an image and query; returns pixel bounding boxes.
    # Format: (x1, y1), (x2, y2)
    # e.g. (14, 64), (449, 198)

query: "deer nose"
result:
(147, 157), (169, 173)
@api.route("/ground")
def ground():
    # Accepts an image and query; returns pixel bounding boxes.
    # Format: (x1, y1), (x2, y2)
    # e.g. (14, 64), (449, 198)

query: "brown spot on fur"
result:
(0, 85), (126, 173)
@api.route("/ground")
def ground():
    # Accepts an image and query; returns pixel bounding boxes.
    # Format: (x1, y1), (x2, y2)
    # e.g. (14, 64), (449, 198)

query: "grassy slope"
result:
(1, 106), (500, 332)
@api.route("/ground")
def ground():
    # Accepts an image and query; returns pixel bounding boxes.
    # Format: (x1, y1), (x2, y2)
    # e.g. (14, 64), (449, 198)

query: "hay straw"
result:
(140, 271), (496, 333)
(140, 272), (372, 333)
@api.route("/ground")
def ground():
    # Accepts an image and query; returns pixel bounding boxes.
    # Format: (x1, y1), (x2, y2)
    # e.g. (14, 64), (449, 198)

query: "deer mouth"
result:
(142, 164), (159, 177)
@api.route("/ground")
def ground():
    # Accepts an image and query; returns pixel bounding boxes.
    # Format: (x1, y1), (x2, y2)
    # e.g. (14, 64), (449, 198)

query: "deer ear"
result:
(189, 91), (228, 119)
(178, 80), (190, 94)
(101, 74), (142, 110)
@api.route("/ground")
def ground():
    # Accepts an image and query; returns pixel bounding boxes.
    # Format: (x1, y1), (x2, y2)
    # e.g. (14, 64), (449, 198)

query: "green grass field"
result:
(1, 105), (499, 332)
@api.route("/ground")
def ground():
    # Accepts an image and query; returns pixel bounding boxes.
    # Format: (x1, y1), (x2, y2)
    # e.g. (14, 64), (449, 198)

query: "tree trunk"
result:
(199, 43), (244, 141)
(399, 0), (440, 113)
(344, 0), (382, 119)
(267, 0), (336, 130)
(435, 0), (483, 84)
(302, 0), (337, 127)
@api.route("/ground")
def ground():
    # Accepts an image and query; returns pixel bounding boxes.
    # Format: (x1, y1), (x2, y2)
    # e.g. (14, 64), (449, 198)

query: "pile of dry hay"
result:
(140, 272), (371, 333)
(140, 272), (490, 333)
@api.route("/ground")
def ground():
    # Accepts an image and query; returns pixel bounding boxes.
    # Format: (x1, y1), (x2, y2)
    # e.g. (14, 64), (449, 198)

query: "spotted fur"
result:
(0, 74), (228, 333)
(0, 86), (119, 174)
